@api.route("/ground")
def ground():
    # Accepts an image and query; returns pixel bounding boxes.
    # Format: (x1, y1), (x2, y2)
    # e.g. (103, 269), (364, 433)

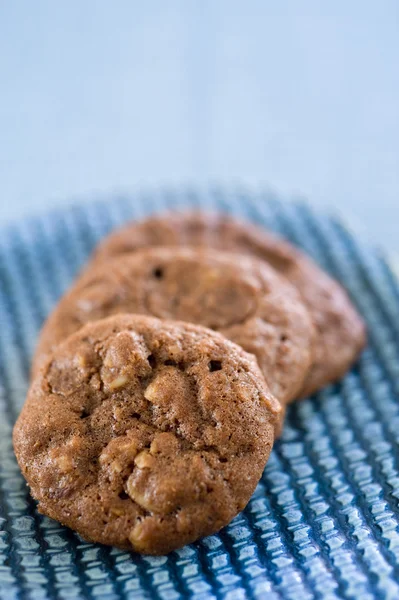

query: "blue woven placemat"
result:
(1, 190), (399, 600)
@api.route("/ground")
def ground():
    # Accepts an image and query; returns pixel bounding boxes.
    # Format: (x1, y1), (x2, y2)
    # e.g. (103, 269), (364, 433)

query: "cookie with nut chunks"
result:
(15, 314), (280, 555)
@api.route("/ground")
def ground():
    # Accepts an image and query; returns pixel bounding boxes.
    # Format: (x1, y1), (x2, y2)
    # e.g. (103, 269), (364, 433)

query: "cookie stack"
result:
(13, 212), (366, 555)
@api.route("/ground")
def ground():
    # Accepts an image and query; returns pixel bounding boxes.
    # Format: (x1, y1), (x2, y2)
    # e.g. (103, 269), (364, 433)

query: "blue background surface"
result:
(0, 1), (398, 249)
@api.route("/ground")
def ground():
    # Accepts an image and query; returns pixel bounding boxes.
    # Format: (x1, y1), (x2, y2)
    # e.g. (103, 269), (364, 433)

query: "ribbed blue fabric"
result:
(1, 190), (398, 600)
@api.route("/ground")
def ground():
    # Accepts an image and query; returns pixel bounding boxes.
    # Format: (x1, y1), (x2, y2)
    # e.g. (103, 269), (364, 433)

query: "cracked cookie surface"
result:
(14, 314), (280, 554)
(33, 247), (314, 405)
(87, 211), (366, 396)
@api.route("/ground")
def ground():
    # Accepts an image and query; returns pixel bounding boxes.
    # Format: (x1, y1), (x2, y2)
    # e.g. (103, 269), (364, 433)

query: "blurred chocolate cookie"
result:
(33, 247), (314, 406)
(86, 211), (366, 396)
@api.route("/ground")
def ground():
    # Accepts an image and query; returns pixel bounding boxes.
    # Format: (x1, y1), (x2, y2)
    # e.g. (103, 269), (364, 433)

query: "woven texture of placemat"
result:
(1, 190), (399, 600)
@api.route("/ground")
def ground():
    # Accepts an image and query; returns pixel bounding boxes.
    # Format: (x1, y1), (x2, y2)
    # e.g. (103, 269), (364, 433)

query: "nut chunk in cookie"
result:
(14, 314), (280, 555)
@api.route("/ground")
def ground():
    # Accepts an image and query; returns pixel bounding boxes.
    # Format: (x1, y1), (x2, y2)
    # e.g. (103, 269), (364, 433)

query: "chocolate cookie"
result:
(33, 248), (314, 406)
(87, 212), (366, 397)
(14, 314), (280, 554)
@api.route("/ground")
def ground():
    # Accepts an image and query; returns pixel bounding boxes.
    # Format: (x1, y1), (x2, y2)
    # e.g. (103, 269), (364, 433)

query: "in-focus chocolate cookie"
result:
(14, 314), (280, 554)
(87, 211), (366, 396)
(33, 248), (314, 406)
